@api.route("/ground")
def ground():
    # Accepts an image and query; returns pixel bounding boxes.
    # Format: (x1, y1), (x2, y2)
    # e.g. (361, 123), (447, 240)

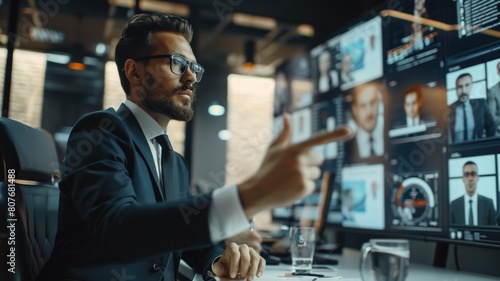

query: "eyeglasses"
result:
(463, 171), (478, 177)
(133, 54), (204, 82)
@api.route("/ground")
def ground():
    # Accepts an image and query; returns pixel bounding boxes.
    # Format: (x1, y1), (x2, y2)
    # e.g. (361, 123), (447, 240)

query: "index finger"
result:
(293, 126), (353, 150)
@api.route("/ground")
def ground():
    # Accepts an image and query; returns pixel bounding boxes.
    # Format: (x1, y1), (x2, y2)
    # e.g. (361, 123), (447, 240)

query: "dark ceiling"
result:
(0, 0), (386, 74)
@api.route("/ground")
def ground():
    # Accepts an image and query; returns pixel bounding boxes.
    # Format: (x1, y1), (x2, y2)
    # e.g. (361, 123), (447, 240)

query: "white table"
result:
(192, 248), (499, 280)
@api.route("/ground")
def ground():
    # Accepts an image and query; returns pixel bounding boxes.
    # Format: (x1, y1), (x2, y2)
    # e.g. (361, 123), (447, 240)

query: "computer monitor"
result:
(272, 0), (500, 250)
(298, 171), (336, 244)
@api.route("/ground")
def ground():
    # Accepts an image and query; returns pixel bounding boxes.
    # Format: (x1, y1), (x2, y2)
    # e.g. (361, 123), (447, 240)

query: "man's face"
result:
(319, 51), (330, 75)
(352, 85), (379, 132)
(462, 164), (479, 197)
(134, 32), (197, 121)
(404, 92), (420, 119)
(456, 75), (473, 102)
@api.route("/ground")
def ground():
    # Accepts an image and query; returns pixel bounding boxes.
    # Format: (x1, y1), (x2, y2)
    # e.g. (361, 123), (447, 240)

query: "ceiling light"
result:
(233, 13), (277, 30)
(208, 101), (225, 116)
(30, 27), (65, 44)
(218, 130), (232, 141)
(68, 43), (86, 71)
(244, 39), (255, 70)
(47, 53), (70, 64)
(68, 15), (86, 71)
(110, 0), (190, 17)
(94, 43), (108, 56)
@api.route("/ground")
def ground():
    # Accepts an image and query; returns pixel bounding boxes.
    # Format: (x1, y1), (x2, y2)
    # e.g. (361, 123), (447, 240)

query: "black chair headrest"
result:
(0, 118), (60, 183)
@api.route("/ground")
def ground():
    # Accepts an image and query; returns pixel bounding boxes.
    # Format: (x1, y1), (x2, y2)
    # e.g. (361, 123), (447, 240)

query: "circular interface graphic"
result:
(395, 177), (435, 224)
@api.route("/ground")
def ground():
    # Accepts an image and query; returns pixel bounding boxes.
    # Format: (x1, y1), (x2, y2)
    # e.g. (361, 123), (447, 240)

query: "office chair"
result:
(0, 118), (60, 281)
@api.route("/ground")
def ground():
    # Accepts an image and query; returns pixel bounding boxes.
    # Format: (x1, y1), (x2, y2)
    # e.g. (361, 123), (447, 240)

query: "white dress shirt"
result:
(406, 115), (420, 127)
(124, 100), (250, 242)
(355, 120), (384, 158)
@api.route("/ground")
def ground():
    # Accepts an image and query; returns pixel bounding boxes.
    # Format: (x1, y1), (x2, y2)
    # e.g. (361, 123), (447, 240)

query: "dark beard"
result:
(145, 85), (196, 121)
(459, 93), (469, 103)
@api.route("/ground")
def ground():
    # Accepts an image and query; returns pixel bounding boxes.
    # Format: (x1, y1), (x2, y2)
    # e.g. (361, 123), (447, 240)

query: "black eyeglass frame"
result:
(463, 171), (478, 178)
(133, 54), (204, 82)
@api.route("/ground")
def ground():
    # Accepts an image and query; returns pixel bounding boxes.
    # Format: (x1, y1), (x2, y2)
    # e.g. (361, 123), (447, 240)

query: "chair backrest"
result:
(0, 118), (61, 281)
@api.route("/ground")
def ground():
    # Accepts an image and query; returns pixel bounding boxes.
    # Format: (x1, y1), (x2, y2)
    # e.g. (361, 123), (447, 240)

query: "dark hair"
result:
(456, 73), (472, 84)
(115, 13), (193, 95)
(463, 161), (477, 172)
(403, 85), (423, 103)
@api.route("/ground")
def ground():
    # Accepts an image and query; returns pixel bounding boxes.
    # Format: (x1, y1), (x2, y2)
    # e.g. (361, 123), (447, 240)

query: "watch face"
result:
(392, 176), (436, 226)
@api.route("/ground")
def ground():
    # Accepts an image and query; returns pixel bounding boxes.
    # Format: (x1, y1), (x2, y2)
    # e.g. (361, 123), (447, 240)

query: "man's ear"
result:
(124, 59), (143, 83)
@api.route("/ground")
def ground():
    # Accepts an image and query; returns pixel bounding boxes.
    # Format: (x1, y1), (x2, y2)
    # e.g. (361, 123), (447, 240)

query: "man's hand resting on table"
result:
(212, 242), (266, 281)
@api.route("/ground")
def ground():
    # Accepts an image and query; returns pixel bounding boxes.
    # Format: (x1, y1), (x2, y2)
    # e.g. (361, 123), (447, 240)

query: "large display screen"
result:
(273, 0), (500, 248)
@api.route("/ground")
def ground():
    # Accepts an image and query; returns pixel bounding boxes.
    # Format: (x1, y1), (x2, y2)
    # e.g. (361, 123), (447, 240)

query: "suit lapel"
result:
(117, 104), (165, 202)
(458, 196), (466, 224)
(471, 99), (481, 139)
(450, 102), (458, 143)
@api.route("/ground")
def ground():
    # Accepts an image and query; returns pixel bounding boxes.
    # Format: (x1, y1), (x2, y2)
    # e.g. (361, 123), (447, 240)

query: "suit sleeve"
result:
(483, 100), (496, 137)
(486, 198), (498, 226)
(61, 112), (215, 262)
(182, 242), (225, 278)
(487, 88), (500, 128)
(450, 201), (456, 224)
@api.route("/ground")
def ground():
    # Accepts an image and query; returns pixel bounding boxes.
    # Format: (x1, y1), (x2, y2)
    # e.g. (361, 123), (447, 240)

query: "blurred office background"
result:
(0, 0), (383, 181)
(2, 0), (500, 278)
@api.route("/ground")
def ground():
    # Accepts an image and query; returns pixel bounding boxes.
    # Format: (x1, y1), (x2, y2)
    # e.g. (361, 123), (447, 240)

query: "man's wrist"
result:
(238, 181), (263, 219)
(205, 256), (221, 281)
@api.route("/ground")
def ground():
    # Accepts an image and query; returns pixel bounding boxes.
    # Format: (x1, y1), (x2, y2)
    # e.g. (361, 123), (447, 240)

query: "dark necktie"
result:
(154, 134), (176, 280)
(463, 103), (468, 141)
(468, 199), (474, 226)
(155, 134), (174, 195)
(369, 134), (376, 156)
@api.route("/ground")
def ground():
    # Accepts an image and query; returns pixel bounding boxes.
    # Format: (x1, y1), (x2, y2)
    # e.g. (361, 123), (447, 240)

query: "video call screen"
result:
(273, 0), (500, 247)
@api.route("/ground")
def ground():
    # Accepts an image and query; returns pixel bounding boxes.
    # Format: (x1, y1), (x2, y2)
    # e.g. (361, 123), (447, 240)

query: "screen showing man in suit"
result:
(487, 61), (500, 134)
(36, 13), (352, 281)
(390, 85), (437, 138)
(345, 83), (384, 161)
(340, 52), (354, 85)
(449, 73), (495, 143)
(449, 161), (497, 226)
(399, 86), (428, 127)
(317, 49), (338, 93)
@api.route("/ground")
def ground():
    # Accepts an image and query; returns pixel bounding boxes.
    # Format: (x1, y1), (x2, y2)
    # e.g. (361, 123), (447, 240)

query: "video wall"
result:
(272, 0), (500, 247)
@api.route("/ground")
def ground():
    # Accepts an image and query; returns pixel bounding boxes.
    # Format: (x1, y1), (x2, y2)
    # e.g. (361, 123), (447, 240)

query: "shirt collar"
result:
(123, 100), (165, 140)
(406, 115), (420, 126)
(466, 192), (478, 202)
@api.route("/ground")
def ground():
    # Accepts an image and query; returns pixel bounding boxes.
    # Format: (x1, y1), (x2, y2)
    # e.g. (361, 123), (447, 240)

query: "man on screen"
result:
(487, 62), (500, 135)
(449, 161), (497, 226)
(317, 49), (338, 93)
(393, 85), (434, 128)
(345, 83), (384, 161)
(340, 52), (354, 85)
(448, 73), (495, 143)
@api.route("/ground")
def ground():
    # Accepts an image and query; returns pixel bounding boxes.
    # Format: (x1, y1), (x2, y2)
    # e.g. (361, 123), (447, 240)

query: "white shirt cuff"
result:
(208, 185), (250, 243)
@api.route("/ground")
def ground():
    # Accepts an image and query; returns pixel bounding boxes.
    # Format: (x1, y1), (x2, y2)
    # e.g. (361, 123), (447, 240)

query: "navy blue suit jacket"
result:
(37, 104), (223, 280)
(450, 194), (497, 226)
(448, 98), (495, 143)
